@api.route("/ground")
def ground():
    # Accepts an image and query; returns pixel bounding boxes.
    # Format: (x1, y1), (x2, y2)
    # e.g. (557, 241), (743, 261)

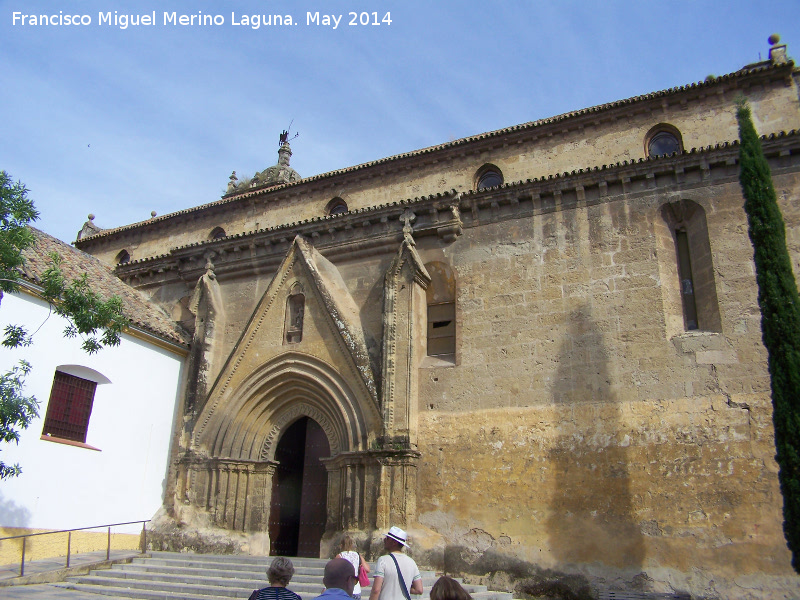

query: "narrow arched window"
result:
(425, 262), (456, 358)
(326, 198), (348, 216)
(659, 200), (721, 333)
(475, 164), (504, 191)
(645, 124), (683, 158)
(284, 291), (305, 344)
(115, 250), (130, 265)
(210, 227), (226, 240)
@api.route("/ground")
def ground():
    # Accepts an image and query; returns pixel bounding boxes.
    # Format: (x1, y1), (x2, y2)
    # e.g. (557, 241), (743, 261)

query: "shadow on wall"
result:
(0, 489), (32, 528)
(0, 490), (34, 564)
(545, 304), (645, 570)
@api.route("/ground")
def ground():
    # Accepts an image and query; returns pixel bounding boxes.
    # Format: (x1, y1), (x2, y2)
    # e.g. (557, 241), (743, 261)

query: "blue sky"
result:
(1, 0), (798, 244)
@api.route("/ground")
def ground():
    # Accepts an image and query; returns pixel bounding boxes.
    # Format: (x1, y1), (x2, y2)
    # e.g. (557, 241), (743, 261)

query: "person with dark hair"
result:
(337, 534), (370, 600)
(310, 558), (359, 600)
(429, 577), (472, 600)
(249, 557), (303, 600)
(368, 527), (422, 600)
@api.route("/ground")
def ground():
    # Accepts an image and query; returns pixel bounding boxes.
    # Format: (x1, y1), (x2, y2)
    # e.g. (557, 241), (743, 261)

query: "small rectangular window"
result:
(42, 372), (97, 443)
(427, 302), (455, 356)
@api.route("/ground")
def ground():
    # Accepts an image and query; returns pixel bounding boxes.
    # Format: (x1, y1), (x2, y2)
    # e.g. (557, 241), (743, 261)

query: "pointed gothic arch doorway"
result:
(269, 416), (330, 557)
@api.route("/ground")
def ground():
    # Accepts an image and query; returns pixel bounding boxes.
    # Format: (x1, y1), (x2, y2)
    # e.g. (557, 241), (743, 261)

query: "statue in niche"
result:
(285, 293), (305, 343)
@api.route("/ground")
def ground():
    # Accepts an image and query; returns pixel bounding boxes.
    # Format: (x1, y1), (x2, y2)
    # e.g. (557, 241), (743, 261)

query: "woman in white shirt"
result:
(337, 535), (370, 600)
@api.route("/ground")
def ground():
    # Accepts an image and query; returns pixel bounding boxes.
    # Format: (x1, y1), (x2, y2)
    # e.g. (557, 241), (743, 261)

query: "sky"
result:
(1, 0), (799, 245)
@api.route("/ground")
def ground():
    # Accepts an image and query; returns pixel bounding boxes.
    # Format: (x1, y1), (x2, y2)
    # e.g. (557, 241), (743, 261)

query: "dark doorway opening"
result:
(269, 417), (330, 557)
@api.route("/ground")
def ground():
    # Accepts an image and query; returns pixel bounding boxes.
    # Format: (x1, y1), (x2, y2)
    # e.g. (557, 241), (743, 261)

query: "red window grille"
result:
(42, 372), (97, 443)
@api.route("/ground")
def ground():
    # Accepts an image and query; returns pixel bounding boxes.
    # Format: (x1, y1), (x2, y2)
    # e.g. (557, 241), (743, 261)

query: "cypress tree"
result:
(737, 97), (800, 571)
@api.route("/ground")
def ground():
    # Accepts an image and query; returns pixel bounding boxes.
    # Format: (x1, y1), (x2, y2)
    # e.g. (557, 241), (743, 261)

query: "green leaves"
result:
(0, 360), (38, 480)
(0, 171), (131, 479)
(2, 324), (32, 348)
(40, 253), (130, 353)
(0, 171), (38, 295)
(737, 98), (800, 572)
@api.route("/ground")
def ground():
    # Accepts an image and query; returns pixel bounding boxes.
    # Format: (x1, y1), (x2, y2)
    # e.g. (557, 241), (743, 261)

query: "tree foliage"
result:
(0, 171), (38, 295)
(0, 361), (38, 480)
(39, 254), (129, 353)
(0, 170), (130, 478)
(737, 98), (800, 571)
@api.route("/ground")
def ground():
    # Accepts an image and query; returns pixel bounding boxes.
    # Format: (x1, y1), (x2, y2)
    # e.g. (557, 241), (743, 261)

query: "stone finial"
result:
(151, 211), (157, 218)
(227, 133), (301, 195)
(77, 214), (104, 240)
(400, 208), (417, 246)
(769, 33), (788, 65)
(227, 171), (238, 193)
(203, 252), (217, 281)
(278, 141), (292, 167)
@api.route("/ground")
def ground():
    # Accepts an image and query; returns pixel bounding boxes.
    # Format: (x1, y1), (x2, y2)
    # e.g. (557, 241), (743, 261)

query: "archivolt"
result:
(194, 352), (369, 461)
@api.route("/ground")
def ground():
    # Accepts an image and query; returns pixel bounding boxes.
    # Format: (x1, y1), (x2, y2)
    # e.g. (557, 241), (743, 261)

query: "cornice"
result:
(74, 62), (796, 248)
(113, 129), (800, 289)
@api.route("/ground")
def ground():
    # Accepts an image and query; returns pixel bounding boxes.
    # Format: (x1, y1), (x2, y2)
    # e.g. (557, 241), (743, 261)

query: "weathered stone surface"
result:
(73, 53), (800, 598)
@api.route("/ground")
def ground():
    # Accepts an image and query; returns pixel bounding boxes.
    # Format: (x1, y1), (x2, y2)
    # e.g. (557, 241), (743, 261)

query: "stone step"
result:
(119, 562), (313, 582)
(147, 551), (329, 568)
(130, 557), (321, 577)
(115, 563), (443, 590)
(64, 575), (255, 597)
(78, 569), (319, 593)
(137, 555), (326, 571)
(63, 551), (513, 600)
(56, 582), (254, 600)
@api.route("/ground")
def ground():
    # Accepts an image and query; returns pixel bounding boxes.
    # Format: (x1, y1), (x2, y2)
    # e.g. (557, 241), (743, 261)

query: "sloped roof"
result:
(19, 227), (191, 348)
(72, 60), (796, 246)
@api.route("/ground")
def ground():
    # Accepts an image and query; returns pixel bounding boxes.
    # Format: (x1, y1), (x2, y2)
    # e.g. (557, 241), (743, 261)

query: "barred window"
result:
(42, 372), (97, 443)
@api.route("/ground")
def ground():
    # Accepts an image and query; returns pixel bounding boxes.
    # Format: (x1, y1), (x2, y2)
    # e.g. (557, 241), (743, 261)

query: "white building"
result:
(0, 228), (189, 533)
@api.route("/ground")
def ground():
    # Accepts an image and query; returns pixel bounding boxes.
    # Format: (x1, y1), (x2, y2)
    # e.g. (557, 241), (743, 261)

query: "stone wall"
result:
(407, 169), (800, 595)
(69, 58), (800, 597)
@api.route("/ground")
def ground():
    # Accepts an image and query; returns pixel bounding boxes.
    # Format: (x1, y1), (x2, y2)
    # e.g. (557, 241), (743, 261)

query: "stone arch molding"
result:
(260, 402), (338, 461)
(193, 352), (370, 462)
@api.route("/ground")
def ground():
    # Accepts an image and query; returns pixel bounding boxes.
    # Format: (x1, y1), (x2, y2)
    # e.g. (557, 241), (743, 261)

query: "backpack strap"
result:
(389, 553), (411, 600)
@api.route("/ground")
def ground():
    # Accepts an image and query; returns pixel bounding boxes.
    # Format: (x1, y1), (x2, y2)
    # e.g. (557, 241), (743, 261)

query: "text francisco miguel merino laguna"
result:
(11, 11), (393, 29)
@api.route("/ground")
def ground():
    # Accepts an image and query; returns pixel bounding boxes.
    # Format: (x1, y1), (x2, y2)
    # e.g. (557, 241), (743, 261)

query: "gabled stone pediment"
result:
(192, 235), (379, 454)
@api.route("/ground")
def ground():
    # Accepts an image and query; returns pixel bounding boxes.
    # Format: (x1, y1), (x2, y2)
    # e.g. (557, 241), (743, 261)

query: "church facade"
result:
(74, 40), (800, 597)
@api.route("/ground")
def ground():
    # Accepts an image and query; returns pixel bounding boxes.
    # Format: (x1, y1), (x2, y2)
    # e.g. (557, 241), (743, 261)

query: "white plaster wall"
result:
(0, 291), (185, 533)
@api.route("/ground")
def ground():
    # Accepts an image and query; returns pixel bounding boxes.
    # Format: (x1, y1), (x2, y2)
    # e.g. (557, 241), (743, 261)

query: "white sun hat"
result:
(386, 526), (409, 547)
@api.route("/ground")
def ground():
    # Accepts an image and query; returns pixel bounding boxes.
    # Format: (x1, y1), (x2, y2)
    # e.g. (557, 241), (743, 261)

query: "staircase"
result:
(56, 552), (514, 600)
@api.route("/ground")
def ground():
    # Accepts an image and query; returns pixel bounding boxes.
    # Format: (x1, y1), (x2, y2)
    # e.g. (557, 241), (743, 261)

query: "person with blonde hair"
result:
(337, 534), (370, 600)
(249, 557), (303, 600)
(429, 576), (473, 600)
